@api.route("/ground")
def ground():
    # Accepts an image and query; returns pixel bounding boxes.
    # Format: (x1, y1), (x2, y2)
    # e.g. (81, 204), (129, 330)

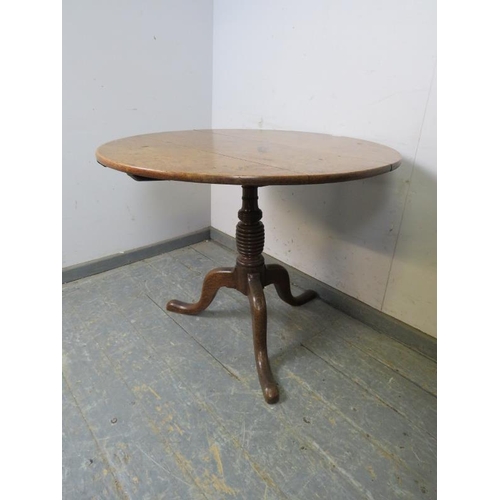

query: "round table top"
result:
(96, 129), (402, 186)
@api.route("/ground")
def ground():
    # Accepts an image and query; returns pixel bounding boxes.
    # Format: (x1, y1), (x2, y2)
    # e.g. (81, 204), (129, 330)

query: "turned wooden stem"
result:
(236, 186), (265, 269)
(166, 185), (318, 404)
(98, 130), (401, 406)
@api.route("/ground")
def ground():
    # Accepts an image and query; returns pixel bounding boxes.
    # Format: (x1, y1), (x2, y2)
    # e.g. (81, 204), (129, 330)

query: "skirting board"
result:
(62, 228), (211, 284)
(210, 227), (437, 362)
(62, 225), (436, 362)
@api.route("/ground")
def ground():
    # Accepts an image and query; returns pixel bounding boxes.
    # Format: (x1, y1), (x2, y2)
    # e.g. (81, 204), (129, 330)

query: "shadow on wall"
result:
(259, 157), (436, 309)
(265, 158), (435, 255)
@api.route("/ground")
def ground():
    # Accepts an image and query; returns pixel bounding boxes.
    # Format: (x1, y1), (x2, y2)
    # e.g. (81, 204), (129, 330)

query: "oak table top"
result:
(95, 129), (402, 404)
(96, 129), (402, 185)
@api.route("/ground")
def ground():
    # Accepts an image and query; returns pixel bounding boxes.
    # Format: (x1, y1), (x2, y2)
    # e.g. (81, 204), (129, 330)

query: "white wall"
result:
(63, 1), (437, 336)
(63, 0), (213, 267)
(212, 1), (437, 336)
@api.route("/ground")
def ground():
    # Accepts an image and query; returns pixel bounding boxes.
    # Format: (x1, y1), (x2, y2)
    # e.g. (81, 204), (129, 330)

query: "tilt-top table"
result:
(96, 130), (402, 404)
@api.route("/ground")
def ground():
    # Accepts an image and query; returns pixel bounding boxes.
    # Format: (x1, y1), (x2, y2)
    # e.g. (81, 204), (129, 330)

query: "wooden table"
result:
(96, 130), (402, 404)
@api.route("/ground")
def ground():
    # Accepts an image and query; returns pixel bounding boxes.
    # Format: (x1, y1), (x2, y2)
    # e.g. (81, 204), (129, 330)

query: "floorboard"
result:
(63, 241), (437, 499)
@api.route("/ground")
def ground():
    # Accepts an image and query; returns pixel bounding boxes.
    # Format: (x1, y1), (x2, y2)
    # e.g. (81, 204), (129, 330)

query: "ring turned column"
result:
(236, 186), (265, 269)
(166, 185), (318, 404)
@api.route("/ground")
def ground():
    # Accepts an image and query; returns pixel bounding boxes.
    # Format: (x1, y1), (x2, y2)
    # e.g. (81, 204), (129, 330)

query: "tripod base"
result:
(167, 262), (317, 404)
(167, 185), (317, 404)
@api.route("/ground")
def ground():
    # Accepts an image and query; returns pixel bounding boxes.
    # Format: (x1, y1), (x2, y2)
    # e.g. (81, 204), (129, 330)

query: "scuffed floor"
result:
(63, 241), (436, 499)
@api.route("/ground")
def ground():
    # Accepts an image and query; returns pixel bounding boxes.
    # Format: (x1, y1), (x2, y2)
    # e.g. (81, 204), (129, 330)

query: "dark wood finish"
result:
(211, 227), (437, 361)
(247, 273), (278, 404)
(96, 129), (402, 186)
(265, 263), (318, 306)
(166, 267), (236, 315)
(236, 186), (265, 269)
(167, 186), (317, 403)
(96, 129), (402, 403)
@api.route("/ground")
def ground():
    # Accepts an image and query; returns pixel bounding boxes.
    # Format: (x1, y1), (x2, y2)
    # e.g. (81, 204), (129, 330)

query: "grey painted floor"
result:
(62, 241), (437, 500)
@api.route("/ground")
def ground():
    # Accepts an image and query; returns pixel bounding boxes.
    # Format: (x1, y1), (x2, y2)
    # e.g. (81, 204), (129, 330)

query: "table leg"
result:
(166, 267), (236, 314)
(165, 186), (318, 404)
(248, 273), (279, 404)
(265, 263), (318, 306)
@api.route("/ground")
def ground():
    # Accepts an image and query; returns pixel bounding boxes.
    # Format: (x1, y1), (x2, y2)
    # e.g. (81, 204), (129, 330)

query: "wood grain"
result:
(139, 247), (436, 495)
(165, 186), (317, 404)
(63, 242), (436, 499)
(96, 129), (402, 185)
